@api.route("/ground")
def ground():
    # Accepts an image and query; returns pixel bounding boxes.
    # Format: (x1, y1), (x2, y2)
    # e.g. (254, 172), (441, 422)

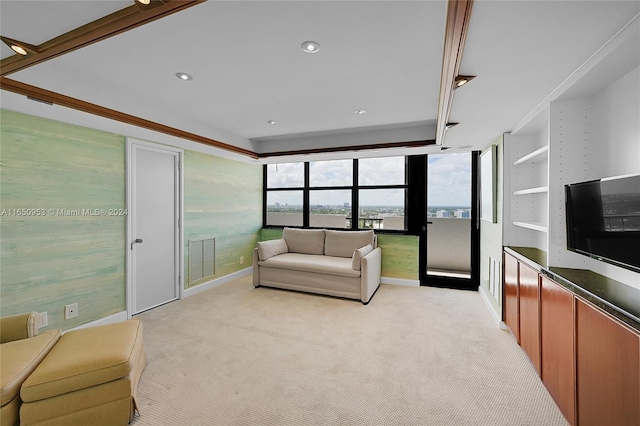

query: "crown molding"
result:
(1, 0), (205, 77)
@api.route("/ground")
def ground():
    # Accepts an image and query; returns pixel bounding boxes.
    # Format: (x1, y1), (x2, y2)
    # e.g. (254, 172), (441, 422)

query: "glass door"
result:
(419, 152), (479, 289)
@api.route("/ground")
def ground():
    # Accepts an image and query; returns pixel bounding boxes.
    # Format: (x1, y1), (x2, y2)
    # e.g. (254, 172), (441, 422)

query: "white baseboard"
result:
(66, 311), (128, 333)
(478, 284), (503, 328)
(380, 277), (420, 287)
(183, 266), (253, 298)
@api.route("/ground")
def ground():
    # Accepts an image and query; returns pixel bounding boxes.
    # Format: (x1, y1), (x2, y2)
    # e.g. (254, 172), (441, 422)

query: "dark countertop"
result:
(542, 267), (640, 331)
(505, 246), (548, 269)
(505, 246), (640, 332)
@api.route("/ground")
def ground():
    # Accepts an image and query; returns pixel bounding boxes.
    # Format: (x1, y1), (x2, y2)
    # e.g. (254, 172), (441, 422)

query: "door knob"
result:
(131, 238), (144, 250)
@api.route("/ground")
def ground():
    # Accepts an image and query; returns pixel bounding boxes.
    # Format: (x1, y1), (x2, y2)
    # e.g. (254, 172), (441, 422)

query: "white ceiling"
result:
(1, 1), (639, 160)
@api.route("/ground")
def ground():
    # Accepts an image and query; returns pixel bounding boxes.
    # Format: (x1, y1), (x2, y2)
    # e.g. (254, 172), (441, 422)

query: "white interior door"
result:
(128, 140), (182, 315)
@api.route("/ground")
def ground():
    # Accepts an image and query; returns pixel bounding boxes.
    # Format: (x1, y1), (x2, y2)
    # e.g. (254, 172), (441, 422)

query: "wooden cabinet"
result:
(503, 252), (519, 343)
(519, 262), (541, 374)
(503, 252), (540, 372)
(540, 276), (575, 425)
(503, 249), (640, 426)
(575, 299), (640, 426)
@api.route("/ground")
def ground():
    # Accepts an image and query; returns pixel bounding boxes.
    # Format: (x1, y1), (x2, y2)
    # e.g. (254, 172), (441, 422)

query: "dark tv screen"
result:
(565, 174), (640, 273)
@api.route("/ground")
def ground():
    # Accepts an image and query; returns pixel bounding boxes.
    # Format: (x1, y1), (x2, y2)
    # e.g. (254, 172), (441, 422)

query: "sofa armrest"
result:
(1, 312), (39, 343)
(361, 247), (382, 304)
(253, 248), (260, 288)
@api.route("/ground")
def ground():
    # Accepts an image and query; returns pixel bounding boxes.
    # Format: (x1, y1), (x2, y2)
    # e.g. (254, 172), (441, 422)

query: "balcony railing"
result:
(426, 218), (471, 276)
(264, 213), (471, 276)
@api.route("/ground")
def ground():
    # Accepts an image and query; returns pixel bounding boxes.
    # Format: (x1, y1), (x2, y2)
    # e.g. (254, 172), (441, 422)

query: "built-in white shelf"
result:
(513, 145), (549, 166)
(513, 186), (549, 196)
(513, 221), (548, 233)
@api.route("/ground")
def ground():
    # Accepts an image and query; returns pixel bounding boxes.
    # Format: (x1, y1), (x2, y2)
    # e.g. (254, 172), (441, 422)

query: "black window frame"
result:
(263, 157), (412, 234)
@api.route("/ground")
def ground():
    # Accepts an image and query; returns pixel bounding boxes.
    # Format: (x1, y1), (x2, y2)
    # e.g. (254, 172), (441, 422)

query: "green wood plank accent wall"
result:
(183, 150), (262, 287)
(376, 234), (419, 280)
(259, 229), (419, 280)
(1, 109), (126, 330)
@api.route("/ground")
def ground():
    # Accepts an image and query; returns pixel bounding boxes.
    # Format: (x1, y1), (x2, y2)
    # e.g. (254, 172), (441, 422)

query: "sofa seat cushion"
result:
(259, 253), (361, 278)
(324, 229), (375, 258)
(21, 320), (144, 403)
(0, 329), (61, 407)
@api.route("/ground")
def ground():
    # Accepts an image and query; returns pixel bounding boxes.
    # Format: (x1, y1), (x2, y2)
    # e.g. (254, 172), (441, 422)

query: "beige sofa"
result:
(253, 228), (381, 304)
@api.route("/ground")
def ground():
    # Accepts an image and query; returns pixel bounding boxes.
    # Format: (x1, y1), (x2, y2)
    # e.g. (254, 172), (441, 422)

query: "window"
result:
(266, 162), (304, 188)
(309, 159), (352, 187)
(265, 162), (304, 226)
(264, 156), (408, 231)
(359, 188), (406, 230)
(358, 156), (405, 185)
(266, 191), (303, 226)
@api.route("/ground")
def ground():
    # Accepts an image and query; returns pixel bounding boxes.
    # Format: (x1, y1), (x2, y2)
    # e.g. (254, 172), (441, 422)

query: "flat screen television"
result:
(565, 174), (640, 273)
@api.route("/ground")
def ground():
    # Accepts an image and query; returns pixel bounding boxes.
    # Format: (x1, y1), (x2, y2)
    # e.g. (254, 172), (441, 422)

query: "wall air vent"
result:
(189, 238), (215, 284)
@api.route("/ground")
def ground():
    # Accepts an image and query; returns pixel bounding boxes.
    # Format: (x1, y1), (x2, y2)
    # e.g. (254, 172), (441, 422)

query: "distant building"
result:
(436, 210), (451, 218)
(454, 209), (470, 218)
(344, 202), (350, 208)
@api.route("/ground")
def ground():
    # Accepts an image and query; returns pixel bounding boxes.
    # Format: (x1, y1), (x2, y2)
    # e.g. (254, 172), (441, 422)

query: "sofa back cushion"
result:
(282, 228), (325, 255)
(324, 230), (375, 258)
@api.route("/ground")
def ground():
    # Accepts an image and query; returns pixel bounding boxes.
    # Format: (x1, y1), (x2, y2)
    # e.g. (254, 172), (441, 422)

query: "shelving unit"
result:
(513, 145), (549, 166)
(503, 106), (550, 255)
(503, 14), (639, 286)
(513, 186), (548, 196)
(513, 221), (548, 233)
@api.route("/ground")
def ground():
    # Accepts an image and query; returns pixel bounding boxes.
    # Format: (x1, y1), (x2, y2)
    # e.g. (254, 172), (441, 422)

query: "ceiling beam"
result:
(435, 0), (474, 146)
(0, 77), (258, 159)
(1, 0), (205, 77)
(256, 139), (437, 159)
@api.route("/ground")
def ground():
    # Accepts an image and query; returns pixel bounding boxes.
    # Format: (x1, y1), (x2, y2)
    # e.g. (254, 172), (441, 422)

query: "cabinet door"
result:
(576, 299), (640, 426)
(519, 262), (541, 374)
(503, 252), (519, 342)
(540, 276), (575, 425)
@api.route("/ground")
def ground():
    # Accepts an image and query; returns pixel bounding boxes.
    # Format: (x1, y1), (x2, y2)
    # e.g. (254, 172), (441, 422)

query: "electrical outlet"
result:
(239, 256), (244, 265)
(37, 312), (48, 328)
(65, 303), (78, 320)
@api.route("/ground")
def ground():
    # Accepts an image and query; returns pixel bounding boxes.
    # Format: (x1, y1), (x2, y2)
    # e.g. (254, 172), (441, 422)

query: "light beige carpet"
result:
(131, 276), (568, 426)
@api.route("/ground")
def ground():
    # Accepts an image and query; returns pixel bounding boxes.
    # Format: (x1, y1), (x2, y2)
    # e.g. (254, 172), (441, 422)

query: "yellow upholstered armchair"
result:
(0, 312), (61, 426)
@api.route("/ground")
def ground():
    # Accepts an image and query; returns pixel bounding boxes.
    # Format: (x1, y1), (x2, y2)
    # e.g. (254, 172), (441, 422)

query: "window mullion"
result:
(352, 159), (358, 230)
(303, 162), (310, 228)
(263, 165), (267, 227)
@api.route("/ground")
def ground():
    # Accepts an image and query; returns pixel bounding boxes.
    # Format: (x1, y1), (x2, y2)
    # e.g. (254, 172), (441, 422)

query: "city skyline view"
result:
(267, 153), (472, 208)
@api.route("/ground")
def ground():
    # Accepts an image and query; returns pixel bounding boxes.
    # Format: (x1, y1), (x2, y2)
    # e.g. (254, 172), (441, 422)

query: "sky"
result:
(267, 153), (471, 207)
(427, 153), (472, 207)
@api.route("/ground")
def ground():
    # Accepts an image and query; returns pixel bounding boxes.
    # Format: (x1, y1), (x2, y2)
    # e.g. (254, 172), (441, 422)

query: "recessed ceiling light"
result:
(1, 36), (39, 56)
(136, 0), (151, 4)
(301, 41), (320, 54)
(354, 109), (367, 115)
(175, 72), (193, 81)
(11, 44), (28, 55)
(267, 120), (278, 125)
(454, 75), (476, 89)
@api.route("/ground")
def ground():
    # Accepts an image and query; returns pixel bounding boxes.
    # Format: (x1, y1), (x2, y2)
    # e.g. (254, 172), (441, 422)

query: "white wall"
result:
(586, 66), (640, 288)
(592, 66), (640, 176)
(253, 122), (436, 154)
(480, 136), (504, 317)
